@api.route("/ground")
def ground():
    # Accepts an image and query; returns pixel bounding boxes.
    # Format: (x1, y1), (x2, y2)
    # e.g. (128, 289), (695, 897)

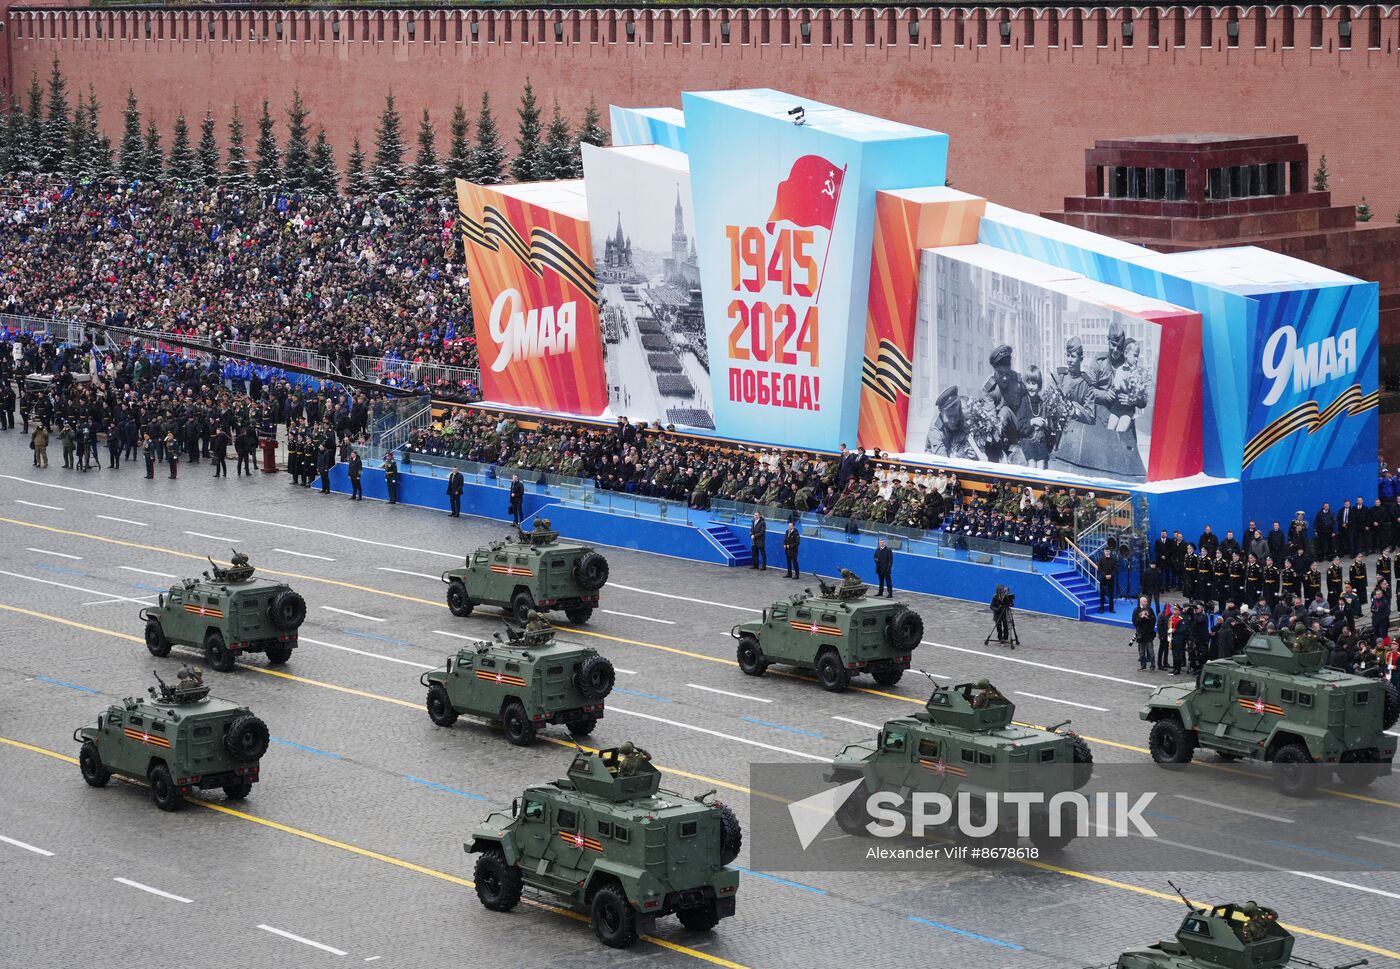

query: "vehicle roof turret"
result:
(559, 748), (663, 802)
(920, 680), (1016, 731)
(1238, 632), (1325, 674)
(1129, 886), (1297, 969)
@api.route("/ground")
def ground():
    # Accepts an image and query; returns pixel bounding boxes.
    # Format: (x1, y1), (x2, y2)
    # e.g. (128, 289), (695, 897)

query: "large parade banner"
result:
(455, 179), (608, 415)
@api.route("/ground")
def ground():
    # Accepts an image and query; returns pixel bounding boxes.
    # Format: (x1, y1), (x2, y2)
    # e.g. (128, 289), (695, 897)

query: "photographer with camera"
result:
(987, 584), (1018, 648)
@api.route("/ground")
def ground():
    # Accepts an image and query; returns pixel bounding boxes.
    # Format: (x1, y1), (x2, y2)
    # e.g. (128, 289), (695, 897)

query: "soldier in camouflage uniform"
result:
(615, 740), (652, 777)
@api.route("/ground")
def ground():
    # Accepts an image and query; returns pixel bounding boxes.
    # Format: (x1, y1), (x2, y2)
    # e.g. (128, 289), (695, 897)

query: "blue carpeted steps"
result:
(703, 524), (752, 567)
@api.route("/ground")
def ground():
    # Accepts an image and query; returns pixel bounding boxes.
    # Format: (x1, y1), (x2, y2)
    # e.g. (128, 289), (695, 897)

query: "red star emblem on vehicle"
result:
(809, 623), (819, 633)
(1253, 700), (1266, 713)
(573, 833), (585, 848)
(494, 673), (504, 684)
(141, 733), (150, 743)
(929, 760), (946, 775)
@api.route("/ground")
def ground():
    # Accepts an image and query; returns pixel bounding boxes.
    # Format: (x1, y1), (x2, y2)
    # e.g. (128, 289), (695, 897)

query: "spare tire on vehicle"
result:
(225, 714), (270, 762)
(1070, 735), (1094, 790)
(1383, 681), (1400, 731)
(888, 609), (924, 651)
(573, 552), (610, 592)
(716, 803), (743, 866)
(268, 590), (306, 630)
(575, 655), (616, 701)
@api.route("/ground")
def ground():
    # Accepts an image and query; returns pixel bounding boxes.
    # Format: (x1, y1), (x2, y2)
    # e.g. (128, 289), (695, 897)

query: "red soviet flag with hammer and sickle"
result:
(766, 155), (847, 233)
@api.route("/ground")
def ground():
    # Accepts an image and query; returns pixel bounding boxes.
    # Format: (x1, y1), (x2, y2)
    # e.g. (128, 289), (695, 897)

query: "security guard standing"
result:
(383, 453), (399, 505)
(749, 512), (767, 571)
(446, 466), (464, 517)
(782, 520), (801, 579)
(347, 449), (363, 500)
(874, 538), (894, 598)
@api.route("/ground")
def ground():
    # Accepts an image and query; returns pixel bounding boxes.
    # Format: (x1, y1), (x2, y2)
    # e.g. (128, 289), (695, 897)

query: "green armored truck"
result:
(421, 614), (615, 746)
(442, 519), (609, 624)
(74, 669), (270, 811)
(826, 678), (1094, 854)
(140, 551), (305, 672)
(1141, 630), (1398, 796)
(731, 571), (924, 690)
(467, 744), (742, 949)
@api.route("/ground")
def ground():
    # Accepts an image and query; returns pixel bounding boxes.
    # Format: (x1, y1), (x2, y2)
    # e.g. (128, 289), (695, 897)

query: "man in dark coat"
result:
(211, 427), (229, 478)
(783, 521), (801, 578)
(317, 443), (334, 494)
(1141, 561), (1163, 611)
(749, 513), (767, 570)
(1132, 596), (1156, 671)
(447, 467), (464, 517)
(1097, 548), (1119, 613)
(874, 538), (894, 597)
(347, 449), (363, 500)
(384, 454), (399, 505)
(1314, 502), (1336, 560)
(508, 474), (525, 525)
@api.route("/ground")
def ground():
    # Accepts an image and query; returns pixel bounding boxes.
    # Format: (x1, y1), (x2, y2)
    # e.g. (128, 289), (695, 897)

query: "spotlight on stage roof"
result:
(788, 106), (806, 126)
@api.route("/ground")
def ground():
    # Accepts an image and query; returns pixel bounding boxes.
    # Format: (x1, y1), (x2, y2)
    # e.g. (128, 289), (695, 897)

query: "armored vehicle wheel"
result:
(1337, 761), (1380, 789)
(870, 664), (903, 687)
(590, 882), (638, 949)
(268, 590), (307, 630)
(958, 796), (1011, 862)
(223, 777), (253, 800)
(225, 713), (270, 762)
(1028, 815), (1076, 854)
(716, 802), (743, 866)
(1272, 743), (1317, 798)
(426, 684), (459, 727)
(575, 655), (616, 701)
(1383, 681), (1400, 731)
(473, 848), (522, 912)
(574, 551), (610, 592)
(889, 609), (924, 651)
(510, 589), (536, 624)
(79, 741), (110, 787)
(815, 648), (850, 692)
(1070, 736), (1094, 790)
(833, 781), (871, 836)
(502, 700), (537, 747)
(677, 902), (721, 932)
(144, 619), (170, 658)
(148, 763), (181, 812)
(564, 605), (593, 623)
(568, 717), (597, 738)
(1148, 718), (1194, 765)
(204, 631), (235, 673)
(736, 634), (768, 677)
(264, 643), (293, 666)
(446, 580), (473, 618)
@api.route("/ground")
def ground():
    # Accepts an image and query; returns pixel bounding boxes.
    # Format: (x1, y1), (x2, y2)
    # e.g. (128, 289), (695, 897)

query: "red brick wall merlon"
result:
(6, 5), (1400, 220)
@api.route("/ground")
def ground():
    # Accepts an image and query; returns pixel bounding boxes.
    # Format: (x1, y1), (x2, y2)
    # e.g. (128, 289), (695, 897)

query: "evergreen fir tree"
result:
(467, 92), (506, 186)
(410, 108), (444, 200)
(118, 88), (143, 181)
(575, 94), (608, 153)
(345, 135), (369, 196)
(371, 92), (407, 195)
(140, 119), (164, 182)
(1312, 154), (1330, 192)
(254, 99), (281, 191)
(196, 110), (220, 187)
(167, 112), (195, 184)
(443, 100), (471, 192)
(87, 88), (111, 180)
(92, 135), (115, 181)
(40, 57), (70, 175)
(308, 127), (338, 195)
(64, 98), (89, 179)
(282, 89), (311, 192)
(224, 105), (252, 187)
(0, 100), (14, 176)
(539, 100), (574, 180)
(23, 73), (44, 173)
(511, 80), (543, 183)
(1356, 197), (1373, 223)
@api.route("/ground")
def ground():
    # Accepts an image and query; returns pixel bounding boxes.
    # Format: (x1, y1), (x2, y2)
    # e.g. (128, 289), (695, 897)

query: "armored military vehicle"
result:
(730, 571), (924, 690)
(421, 615), (616, 746)
(441, 519), (609, 624)
(139, 551), (305, 673)
(466, 744), (742, 949)
(1095, 883), (1367, 969)
(826, 678), (1094, 853)
(1141, 630), (1398, 796)
(73, 670), (269, 811)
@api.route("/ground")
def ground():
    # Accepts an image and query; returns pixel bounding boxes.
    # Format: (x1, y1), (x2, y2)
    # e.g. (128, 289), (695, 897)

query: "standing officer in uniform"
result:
(783, 520), (801, 578)
(347, 449), (363, 500)
(383, 453), (399, 505)
(30, 423), (48, 468)
(1303, 561), (1322, 603)
(446, 466), (464, 517)
(1262, 556), (1281, 610)
(508, 474), (525, 525)
(874, 537), (894, 597)
(1097, 546), (1118, 613)
(142, 434), (156, 479)
(1326, 557), (1344, 609)
(749, 512), (767, 570)
(1181, 544), (1198, 601)
(0, 379), (13, 431)
(1349, 552), (1368, 594)
(317, 441), (334, 494)
(1154, 530), (1174, 589)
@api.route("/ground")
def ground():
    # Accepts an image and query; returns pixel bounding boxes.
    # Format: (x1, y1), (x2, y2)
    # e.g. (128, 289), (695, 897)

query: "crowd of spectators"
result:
(1, 175), (478, 397)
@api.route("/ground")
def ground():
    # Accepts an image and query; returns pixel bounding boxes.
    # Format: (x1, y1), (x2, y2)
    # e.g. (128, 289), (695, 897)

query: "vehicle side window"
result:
(1280, 689), (1296, 703)
(960, 749), (975, 763)
(613, 825), (629, 843)
(1202, 672), (1224, 691)
(679, 821), (698, 837)
(796, 609), (811, 619)
(976, 752), (993, 765)
(1183, 917), (1210, 935)
(106, 710), (122, 727)
(1040, 749), (1057, 762)
(882, 730), (906, 752)
(556, 808), (577, 830)
(475, 551), (489, 564)
(128, 715), (144, 727)
(1354, 690), (1369, 706)
(1236, 679), (1258, 698)
(771, 605), (787, 620)
(522, 799), (544, 822)
(918, 739), (939, 757)
(150, 721), (165, 733)
(1297, 693), (1313, 708)
(597, 820), (613, 838)
(193, 725), (212, 737)
(494, 554), (506, 564)
(480, 658), (495, 669)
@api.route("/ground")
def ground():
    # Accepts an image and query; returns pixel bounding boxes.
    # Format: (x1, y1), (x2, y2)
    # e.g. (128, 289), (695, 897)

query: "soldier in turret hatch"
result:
(177, 665), (204, 691)
(839, 569), (862, 590)
(525, 610), (553, 636)
(1239, 901), (1269, 941)
(971, 678), (1005, 709)
(616, 741), (652, 776)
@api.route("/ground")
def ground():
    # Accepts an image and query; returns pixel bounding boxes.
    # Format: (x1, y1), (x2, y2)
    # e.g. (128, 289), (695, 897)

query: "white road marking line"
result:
(256, 925), (349, 957)
(0, 834), (54, 856)
(321, 606), (384, 623)
(16, 500), (63, 511)
(0, 569), (154, 606)
(1357, 835), (1400, 850)
(119, 566), (177, 579)
(686, 683), (772, 703)
(365, 959), (381, 964)
(378, 567), (443, 581)
(300, 637), (435, 670)
(610, 583), (763, 613)
(184, 530), (240, 543)
(113, 877), (193, 903)
(433, 629), (477, 641)
(1172, 794), (1294, 824)
(601, 609), (675, 625)
(1013, 691), (1110, 713)
(832, 716), (881, 730)
(612, 667), (638, 675)
(25, 547), (82, 560)
(274, 548), (335, 562)
(608, 706), (827, 761)
(82, 594), (158, 607)
(920, 640), (1152, 689)
(97, 515), (149, 527)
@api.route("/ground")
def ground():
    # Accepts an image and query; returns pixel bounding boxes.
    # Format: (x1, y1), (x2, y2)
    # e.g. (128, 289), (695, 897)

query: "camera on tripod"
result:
(985, 584), (1019, 649)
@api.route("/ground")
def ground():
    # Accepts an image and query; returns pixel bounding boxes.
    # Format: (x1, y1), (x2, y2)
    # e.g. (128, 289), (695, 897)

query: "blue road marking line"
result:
(34, 675), (98, 694)
(1141, 810), (1179, 823)
(129, 582), (166, 593)
(1260, 838), (1382, 869)
(404, 776), (488, 801)
(908, 916), (1024, 950)
(342, 629), (412, 647)
(731, 867), (828, 895)
(33, 563), (86, 577)
(739, 716), (825, 739)
(613, 688), (671, 703)
(269, 737), (342, 760)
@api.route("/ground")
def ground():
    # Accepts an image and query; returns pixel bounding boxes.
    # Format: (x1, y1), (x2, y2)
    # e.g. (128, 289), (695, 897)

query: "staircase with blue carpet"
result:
(1048, 552), (1134, 627)
(702, 524), (752, 567)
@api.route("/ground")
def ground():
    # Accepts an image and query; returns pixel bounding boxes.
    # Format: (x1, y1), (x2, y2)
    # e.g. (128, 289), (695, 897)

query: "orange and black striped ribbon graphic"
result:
(183, 603), (224, 619)
(861, 340), (914, 404)
(787, 620), (843, 637)
(919, 758), (967, 776)
(1242, 384), (1378, 470)
(558, 830), (604, 852)
(1236, 698), (1286, 717)
(474, 669), (528, 688)
(124, 728), (171, 748)
(459, 205), (598, 305)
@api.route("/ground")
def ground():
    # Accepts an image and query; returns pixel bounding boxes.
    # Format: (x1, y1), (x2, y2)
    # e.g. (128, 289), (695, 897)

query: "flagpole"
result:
(812, 165), (848, 303)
